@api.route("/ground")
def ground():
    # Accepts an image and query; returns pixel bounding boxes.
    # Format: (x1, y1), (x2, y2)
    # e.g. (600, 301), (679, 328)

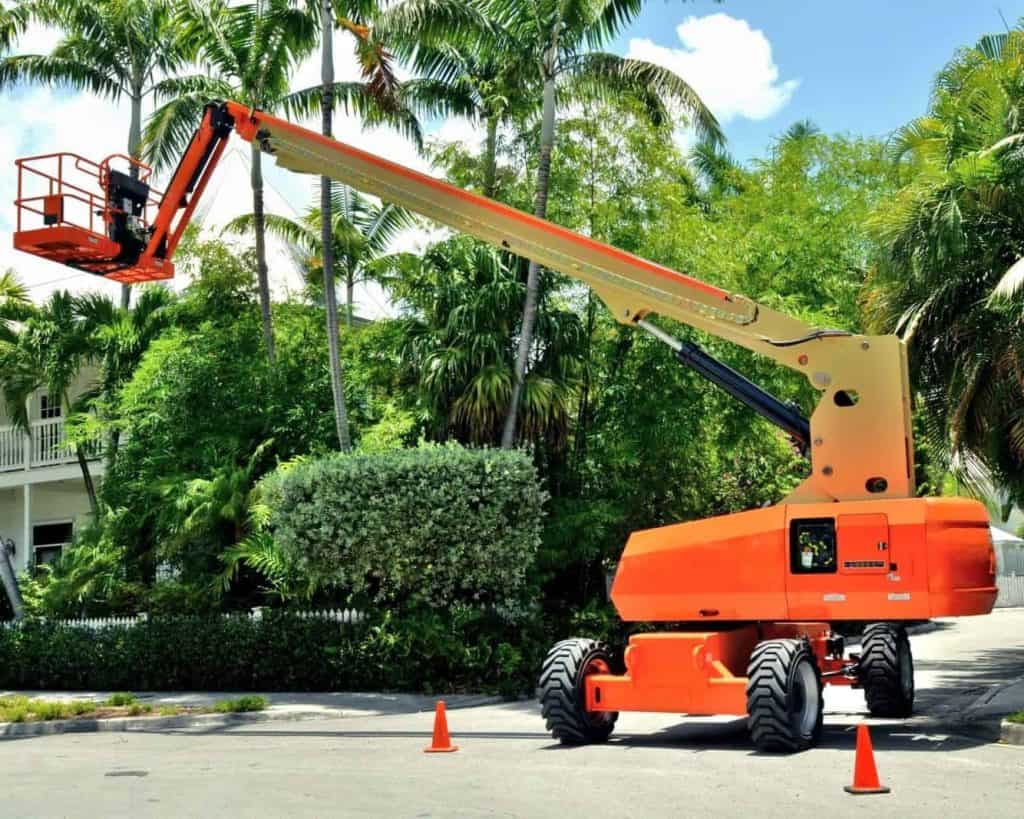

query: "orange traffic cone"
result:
(424, 700), (459, 753)
(844, 725), (890, 794)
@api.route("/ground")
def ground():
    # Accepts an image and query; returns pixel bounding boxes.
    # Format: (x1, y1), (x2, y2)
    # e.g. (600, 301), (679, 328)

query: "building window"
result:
(790, 518), (837, 574)
(33, 521), (73, 566)
(40, 394), (62, 420)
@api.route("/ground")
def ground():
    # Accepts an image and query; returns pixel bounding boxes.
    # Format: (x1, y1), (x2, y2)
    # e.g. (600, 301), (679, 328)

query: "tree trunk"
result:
(321, 0), (351, 450)
(0, 544), (24, 621)
(501, 76), (556, 449)
(76, 444), (99, 518)
(250, 142), (277, 365)
(483, 114), (499, 198)
(345, 273), (354, 328)
(121, 87), (144, 310)
(64, 390), (99, 517)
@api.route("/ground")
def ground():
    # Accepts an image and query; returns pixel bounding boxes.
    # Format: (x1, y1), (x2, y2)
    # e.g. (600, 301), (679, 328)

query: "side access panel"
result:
(785, 501), (930, 620)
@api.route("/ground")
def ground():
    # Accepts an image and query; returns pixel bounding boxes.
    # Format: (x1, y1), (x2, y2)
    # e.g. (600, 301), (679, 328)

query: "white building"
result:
(0, 367), (103, 573)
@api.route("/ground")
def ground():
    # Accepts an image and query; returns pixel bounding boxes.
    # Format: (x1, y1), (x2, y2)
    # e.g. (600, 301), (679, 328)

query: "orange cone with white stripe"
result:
(424, 700), (458, 753)
(844, 725), (890, 794)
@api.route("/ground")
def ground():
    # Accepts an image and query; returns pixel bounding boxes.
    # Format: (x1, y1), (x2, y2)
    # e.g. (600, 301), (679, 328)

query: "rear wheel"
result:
(746, 638), (824, 753)
(538, 638), (618, 745)
(860, 623), (914, 717)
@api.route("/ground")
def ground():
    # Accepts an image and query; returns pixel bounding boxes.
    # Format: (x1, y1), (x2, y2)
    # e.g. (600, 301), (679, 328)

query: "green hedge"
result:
(0, 607), (547, 696)
(261, 444), (546, 608)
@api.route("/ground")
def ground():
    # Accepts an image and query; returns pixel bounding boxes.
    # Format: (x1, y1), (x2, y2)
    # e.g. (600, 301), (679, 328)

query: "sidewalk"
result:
(962, 677), (1024, 724)
(0, 691), (503, 739)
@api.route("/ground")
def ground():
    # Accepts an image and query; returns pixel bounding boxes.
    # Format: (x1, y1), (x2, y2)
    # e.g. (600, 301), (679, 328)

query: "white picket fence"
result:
(1, 608), (366, 629)
(996, 574), (1024, 609)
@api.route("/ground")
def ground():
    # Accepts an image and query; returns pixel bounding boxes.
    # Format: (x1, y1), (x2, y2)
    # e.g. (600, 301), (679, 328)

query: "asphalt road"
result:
(2, 609), (1023, 819)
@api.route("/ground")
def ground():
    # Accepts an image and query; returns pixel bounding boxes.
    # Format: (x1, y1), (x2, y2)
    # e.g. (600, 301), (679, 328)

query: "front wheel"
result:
(538, 638), (618, 745)
(746, 638), (824, 753)
(860, 623), (914, 717)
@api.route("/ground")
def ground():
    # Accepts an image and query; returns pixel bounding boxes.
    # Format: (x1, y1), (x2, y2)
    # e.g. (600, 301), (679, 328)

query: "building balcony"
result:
(0, 419), (102, 474)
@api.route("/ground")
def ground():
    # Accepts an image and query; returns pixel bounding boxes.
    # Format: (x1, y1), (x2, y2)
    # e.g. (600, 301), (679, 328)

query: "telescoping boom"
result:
(13, 100), (995, 753)
(14, 100), (911, 506)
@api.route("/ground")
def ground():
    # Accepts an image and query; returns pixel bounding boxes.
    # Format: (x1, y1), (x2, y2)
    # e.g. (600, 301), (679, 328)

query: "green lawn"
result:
(0, 696), (96, 723)
(0, 693), (268, 724)
(1007, 710), (1024, 724)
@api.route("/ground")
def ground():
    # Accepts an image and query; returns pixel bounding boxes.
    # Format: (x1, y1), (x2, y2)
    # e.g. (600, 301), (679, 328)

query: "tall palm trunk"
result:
(321, 0), (351, 450)
(250, 142), (277, 365)
(121, 83), (144, 310)
(501, 74), (556, 449)
(64, 390), (98, 517)
(345, 272), (354, 328)
(76, 444), (99, 517)
(0, 543), (24, 620)
(483, 114), (499, 198)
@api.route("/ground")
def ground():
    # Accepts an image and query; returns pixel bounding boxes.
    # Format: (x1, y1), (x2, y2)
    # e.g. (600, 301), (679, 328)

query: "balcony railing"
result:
(0, 419), (102, 473)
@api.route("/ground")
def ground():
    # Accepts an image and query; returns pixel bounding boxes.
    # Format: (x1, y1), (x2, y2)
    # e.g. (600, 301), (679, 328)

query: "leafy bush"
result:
(0, 608), (548, 696)
(105, 692), (136, 707)
(214, 695), (267, 713)
(0, 696), (96, 723)
(260, 444), (546, 608)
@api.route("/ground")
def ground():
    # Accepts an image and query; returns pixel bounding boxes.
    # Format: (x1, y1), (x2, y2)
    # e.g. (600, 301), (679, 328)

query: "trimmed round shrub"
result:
(260, 444), (546, 609)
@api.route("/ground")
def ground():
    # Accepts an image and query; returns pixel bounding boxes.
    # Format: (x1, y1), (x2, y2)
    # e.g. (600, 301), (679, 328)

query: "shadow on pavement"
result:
(588, 718), (989, 755)
(157, 717), (988, 757)
(158, 693), (992, 756)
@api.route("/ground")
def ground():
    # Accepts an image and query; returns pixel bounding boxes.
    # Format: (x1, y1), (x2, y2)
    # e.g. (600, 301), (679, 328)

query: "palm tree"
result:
(377, 2), (533, 198)
(0, 291), (101, 515)
(0, 2), (26, 54)
(226, 187), (412, 326)
(224, 186), (412, 446)
(391, 235), (582, 446)
(144, 0), (320, 366)
(314, 0), (400, 453)
(495, 0), (722, 448)
(146, 0), (427, 367)
(73, 286), (175, 459)
(0, 0), (189, 309)
(379, 1), (721, 447)
(867, 28), (1024, 501)
(0, 270), (30, 345)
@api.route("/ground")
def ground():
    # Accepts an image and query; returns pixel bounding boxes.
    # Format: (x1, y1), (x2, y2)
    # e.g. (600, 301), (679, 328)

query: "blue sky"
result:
(617, 0), (1023, 161)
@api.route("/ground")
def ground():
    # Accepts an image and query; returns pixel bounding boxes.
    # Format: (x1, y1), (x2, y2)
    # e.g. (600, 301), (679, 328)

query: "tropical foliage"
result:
(867, 30), (1024, 504)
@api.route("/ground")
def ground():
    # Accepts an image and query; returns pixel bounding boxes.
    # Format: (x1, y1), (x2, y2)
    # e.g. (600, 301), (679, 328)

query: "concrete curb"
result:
(1, 709), (309, 739)
(1000, 719), (1024, 745)
(0, 694), (504, 740)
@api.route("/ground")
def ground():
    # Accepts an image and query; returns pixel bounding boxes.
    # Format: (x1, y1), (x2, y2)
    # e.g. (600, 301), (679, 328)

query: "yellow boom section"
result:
(227, 103), (915, 504)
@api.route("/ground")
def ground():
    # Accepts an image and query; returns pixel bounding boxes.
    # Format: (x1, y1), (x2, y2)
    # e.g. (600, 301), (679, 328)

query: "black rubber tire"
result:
(538, 638), (618, 745)
(860, 623), (914, 718)
(746, 638), (824, 753)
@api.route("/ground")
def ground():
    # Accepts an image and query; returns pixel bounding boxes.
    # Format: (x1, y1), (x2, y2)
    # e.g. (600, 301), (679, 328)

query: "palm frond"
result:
(0, 53), (122, 97)
(567, 52), (723, 143)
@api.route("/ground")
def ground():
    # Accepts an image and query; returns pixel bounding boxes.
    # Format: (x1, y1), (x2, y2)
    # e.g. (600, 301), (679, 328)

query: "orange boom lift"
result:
(13, 101), (997, 752)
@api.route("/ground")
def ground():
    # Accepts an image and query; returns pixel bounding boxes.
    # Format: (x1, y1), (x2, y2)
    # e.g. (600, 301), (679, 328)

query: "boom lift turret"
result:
(13, 101), (997, 752)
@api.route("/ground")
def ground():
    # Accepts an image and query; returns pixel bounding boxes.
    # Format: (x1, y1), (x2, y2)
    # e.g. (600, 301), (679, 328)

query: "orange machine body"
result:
(582, 495), (996, 717)
(611, 496), (996, 623)
(581, 493), (995, 716)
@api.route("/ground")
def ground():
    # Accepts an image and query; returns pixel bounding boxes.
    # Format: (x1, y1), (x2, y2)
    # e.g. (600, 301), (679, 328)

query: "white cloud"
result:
(627, 13), (799, 125)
